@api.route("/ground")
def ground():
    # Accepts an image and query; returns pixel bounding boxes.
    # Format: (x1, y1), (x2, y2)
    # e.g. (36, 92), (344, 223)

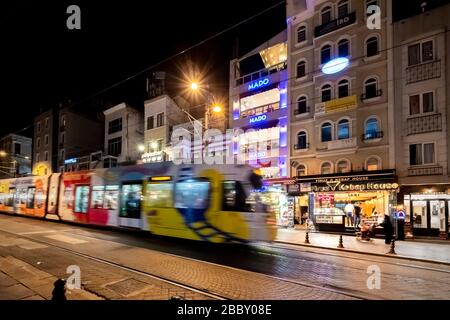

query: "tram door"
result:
(119, 181), (142, 228)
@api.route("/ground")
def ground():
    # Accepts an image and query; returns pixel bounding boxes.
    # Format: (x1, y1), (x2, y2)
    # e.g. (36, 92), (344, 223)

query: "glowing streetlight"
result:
(150, 142), (158, 150)
(212, 105), (222, 113)
(190, 82), (199, 91)
(137, 144), (145, 152)
(0, 151), (7, 157)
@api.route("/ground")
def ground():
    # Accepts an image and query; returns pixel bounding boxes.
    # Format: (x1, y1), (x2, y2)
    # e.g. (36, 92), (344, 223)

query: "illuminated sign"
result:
(248, 78), (270, 91)
(249, 114), (267, 124)
(322, 57), (349, 75)
(249, 151), (266, 160)
(64, 158), (77, 164)
(142, 152), (164, 163)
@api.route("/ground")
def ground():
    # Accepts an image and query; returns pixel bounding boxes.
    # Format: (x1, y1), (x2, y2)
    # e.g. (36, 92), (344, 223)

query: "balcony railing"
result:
(361, 89), (382, 101)
(235, 61), (287, 87)
(407, 113), (442, 135)
(406, 60), (441, 84)
(294, 143), (310, 150)
(362, 131), (384, 141)
(323, 137), (357, 151)
(240, 102), (280, 119)
(408, 165), (443, 176)
(294, 106), (310, 115)
(314, 12), (356, 38)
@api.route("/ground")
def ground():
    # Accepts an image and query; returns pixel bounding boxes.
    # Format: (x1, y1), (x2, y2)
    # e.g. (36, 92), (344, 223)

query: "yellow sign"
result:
(32, 162), (52, 176)
(325, 95), (357, 113)
(0, 182), (9, 193)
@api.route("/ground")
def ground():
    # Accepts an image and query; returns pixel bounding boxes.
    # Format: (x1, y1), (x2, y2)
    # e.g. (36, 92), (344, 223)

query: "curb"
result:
(274, 240), (450, 267)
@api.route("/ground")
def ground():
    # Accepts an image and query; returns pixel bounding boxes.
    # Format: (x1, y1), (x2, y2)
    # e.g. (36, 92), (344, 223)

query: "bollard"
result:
(337, 235), (344, 248)
(387, 239), (396, 254)
(304, 232), (310, 244)
(51, 279), (67, 301)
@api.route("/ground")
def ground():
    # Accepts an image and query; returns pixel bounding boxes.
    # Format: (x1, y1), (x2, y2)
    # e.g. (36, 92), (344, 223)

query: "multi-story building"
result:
(0, 134), (32, 178)
(285, 0), (398, 232)
(393, 3), (450, 239)
(33, 105), (104, 173)
(103, 102), (144, 164)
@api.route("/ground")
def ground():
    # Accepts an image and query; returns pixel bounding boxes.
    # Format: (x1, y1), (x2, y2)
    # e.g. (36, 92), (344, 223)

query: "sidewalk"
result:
(275, 228), (450, 265)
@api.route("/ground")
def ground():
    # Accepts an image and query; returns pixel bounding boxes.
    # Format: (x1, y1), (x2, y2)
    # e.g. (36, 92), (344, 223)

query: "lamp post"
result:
(189, 82), (222, 130)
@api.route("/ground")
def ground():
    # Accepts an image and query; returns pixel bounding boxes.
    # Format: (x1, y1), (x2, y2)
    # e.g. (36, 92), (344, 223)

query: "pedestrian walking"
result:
(379, 214), (394, 244)
(353, 203), (361, 231)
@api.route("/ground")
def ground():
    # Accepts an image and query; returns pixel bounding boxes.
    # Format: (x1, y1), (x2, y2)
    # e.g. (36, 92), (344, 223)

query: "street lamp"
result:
(137, 144), (145, 153)
(188, 82), (223, 130)
(0, 151), (7, 157)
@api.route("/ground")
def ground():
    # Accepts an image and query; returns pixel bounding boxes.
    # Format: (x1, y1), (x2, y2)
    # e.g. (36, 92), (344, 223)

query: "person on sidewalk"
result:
(353, 203), (361, 231)
(379, 214), (394, 244)
(344, 202), (354, 227)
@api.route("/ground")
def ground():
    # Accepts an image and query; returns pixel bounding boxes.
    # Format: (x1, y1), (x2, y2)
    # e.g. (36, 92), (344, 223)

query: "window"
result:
(365, 118), (380, 138)
(61, 133), (65, 144)
(297, 26), (306, 43)
(222, 181), (247, 211)
(37, 122), (41, 133)
(147, 116), (154, 130)
(297, 131), (307, 149)
(297, 96), (308, 114)
(62, 117), (66, 127)
(321, 84), (332, 102)
(409, 92), (434, 115)
(336, 160), (350, 173)
(366, 37), (379, 57)
(409, 143), (435, 165)
(44, 151), (48, 161)
(321, 45), (332, 64)
(364, 78), (378, 99)
(408, 40), (433, 66)
(120, 183), (142, 219)
(108, 137), (122, 157)
(337, 79), (349, 98)
(366, 157), (380, 171)
(297, 164), (307, 176)
(91, 186), (105, 209)
(26, 187), (36, 209)
(36, 153), (40, 162)
(338, 39), (349, 57)
(14, 143), (21, 155)
(321, 6), (332, 24)
(146, 182), (172, 208)
(296, 61), (306, 78)
(321, 122), (333, 142)
(337, 119), (350, 139)
(74, 186), (90, 213)
(45, 118), (49, 129)
(36, 138), (40, 149)
(321, 162), (332, 174)
(156, 139), (163, 152)
(104, 185), (119, 210)
(157, 113), (164, 127)
(45, 135), (49, 146)
(174, 179), (210, 220)
(108, 118), (122, 134)
(337, 0), (349, 18)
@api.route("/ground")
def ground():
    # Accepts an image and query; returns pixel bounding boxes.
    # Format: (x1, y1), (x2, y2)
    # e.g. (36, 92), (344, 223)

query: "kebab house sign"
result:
(297, 171), (399, 193)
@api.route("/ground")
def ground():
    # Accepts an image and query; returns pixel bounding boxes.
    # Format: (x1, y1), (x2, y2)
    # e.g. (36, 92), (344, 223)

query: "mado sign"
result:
(249, 114), (267, 124)
(248, 78), (270, 91)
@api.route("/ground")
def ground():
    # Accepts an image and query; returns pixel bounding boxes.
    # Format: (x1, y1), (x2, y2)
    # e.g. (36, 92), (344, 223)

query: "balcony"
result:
(362, 131), (384, 141)
(326, 137), (357, 151)
(315, 95), (357, 117)
(406, 60), (441, 84)
(294, 143), (310, 150)
(361, 89), (382, 101)
(408, 165), (443, 176)
(407, 113), (442, 135)
(235, 61), (287, 87)
(314, 12), (356, 38)
(240, 102), (280, 119)
(294, 106), (310, 116)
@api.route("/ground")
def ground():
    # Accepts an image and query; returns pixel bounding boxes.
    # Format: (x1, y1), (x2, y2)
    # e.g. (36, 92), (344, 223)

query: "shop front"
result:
(262, 178), (295, 228)
(400, 185), (450, 239)
(295, 170), (399, 233)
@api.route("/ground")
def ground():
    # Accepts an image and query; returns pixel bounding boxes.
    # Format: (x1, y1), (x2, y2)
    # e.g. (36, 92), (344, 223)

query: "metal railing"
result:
(294, 143), (309, 150)
(408, 165), (443, 176)
(361, 89), (382, 101)
(294, 106), (310, 115)
(362, 131), (384, 141)
(406, 60), (441, 84)
(407, 113), (442, 135)
(235, 61), (287, 87)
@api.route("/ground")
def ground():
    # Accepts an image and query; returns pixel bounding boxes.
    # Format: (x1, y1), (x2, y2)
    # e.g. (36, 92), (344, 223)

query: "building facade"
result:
(393, 3), (450, 238)
(285, 0), (398, 232)
(0, 134), (32, 178)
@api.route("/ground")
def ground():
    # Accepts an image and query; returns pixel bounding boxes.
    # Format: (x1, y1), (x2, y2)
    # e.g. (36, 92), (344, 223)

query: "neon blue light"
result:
(249, 114), (267, 124)
(64, 158), (77, 164)
(248, 78), (270, 91)
(322, 57), (349, 75)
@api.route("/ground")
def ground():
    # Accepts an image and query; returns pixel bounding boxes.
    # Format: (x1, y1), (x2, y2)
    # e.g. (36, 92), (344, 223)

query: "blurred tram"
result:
(0, 163), (277, 243)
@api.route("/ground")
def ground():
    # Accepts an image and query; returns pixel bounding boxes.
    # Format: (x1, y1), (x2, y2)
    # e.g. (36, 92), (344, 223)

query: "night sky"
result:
(1, 0), (449, 138)
(0, 0), (286, 137)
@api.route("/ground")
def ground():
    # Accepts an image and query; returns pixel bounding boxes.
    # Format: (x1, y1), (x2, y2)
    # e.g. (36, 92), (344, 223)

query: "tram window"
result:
(146, 183), (172, 208)
(63, 186), (74, 210)
(74, 186), (89, 213)
(174, 179), (210, 210)
(19, 188), (27, 205)
(223, 181), (248, 211)
(26, 187), (36, 209)
(7, 188), (15, 207)
(104, 185), (119, 210)
(91, 186), (105, 209)
(120, 183), (142, 219)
